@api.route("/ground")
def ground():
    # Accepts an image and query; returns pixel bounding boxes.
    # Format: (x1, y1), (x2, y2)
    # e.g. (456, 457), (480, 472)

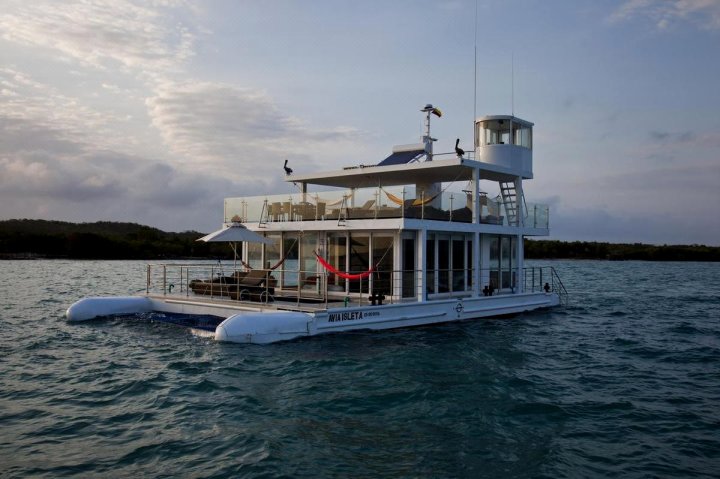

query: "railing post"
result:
(402, 188), (406, 218)
(324, 272), (329, 308)
(163, 265), (167, 296)
(146, 265), (150, 294)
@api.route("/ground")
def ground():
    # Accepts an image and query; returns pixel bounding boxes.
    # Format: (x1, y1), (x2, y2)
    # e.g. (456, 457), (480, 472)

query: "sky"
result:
(1, 0), (719, 245)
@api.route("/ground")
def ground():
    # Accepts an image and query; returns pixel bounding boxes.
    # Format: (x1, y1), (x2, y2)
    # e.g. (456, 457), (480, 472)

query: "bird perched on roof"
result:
(283, 159), (293, 175)
(455, 138), (465, 158)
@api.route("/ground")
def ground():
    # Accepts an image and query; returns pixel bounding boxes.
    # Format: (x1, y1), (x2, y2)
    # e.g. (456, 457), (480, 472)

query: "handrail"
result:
(145, 263), (566, 308)
(550, 266), (569, 306)
(223, 187), (550, 228)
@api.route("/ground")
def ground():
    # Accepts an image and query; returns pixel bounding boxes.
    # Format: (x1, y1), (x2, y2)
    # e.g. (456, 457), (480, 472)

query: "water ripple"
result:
(1, 260), (720, 478)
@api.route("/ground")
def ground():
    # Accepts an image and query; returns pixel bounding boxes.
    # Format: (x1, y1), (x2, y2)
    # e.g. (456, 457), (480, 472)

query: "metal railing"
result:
(523, 266), (569, 305)
(224, 187), (549, 229)
(146, 264), (567, 308)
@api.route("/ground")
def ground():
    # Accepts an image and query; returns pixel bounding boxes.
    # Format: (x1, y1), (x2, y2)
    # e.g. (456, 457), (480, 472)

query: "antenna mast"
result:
(473, 0), (478, 146)
(511, 50), (515, 117)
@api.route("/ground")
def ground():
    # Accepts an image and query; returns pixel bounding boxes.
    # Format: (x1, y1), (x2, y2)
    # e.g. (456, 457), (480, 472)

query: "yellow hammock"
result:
(382, 188), (439, 207)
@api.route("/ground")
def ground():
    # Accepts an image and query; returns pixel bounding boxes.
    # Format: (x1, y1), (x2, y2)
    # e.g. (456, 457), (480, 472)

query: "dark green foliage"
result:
(0, 219), (234, 259)
(1, 219), (717, 261)
(524, 239), (720, 262)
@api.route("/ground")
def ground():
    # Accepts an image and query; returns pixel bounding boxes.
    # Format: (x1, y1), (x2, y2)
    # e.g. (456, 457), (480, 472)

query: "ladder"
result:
(499, 181), (526, 226)
(258, 199), (269, 227)
(337, 195), (348, 226)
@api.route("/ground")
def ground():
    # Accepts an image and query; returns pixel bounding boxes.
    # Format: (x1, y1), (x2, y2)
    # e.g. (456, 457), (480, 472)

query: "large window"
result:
(282, 234), (299, 287)
(426, 235), (435, 294)
(348, 234), (370, 294)
(372, 236), (394, 295)
(452, 238), (466, 292)
(477, 119), (532, 149)
(426, 232), (473, 296)
(402, 236), (416, 298)
(513, 123), (532, 149)
(247, 241), (263, 269)
(327, 233), (347, 292)
(265, 233), (281, 270)
(488, 234), (517, 292)
(300, 233), (318, 290)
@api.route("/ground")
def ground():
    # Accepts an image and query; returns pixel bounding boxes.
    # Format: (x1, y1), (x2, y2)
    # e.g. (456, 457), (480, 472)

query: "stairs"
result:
(337, 195), (348, 226)
(499, 181), (527, 226)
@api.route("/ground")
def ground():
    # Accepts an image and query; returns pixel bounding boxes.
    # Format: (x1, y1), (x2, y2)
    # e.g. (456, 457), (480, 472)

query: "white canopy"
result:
(197, 224), (272, 244)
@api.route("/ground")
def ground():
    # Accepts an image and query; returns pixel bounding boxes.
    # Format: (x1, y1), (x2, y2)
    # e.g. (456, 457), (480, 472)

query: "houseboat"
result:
(66, 105), (567, 344)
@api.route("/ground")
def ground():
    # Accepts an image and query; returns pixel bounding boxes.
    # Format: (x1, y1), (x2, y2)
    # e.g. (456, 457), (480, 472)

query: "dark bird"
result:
(455, 138), (465, 158)
(283, 159), (293, 175)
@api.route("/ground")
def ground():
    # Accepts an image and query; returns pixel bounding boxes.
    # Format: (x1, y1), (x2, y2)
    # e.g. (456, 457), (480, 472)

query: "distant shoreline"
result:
(2, 219), (719, 262)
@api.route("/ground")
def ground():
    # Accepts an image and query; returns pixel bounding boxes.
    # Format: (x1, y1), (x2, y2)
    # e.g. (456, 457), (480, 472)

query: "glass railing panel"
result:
(524, 203), (549, 229)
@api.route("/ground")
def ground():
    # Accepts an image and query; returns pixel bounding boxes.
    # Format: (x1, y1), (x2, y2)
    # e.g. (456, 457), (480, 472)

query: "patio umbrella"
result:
(197, 224), (272, 270)
(198, 224), (272, 244)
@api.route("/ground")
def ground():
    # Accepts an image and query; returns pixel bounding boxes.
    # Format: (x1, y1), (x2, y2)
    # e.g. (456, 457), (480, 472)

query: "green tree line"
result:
(524, 239), (720, 261)
(1, 219), (718, 261)
(0, 219), (234, 259)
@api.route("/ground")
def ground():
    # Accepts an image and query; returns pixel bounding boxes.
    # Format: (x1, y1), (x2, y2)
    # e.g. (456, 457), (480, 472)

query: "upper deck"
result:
(225, 157), (550, 233)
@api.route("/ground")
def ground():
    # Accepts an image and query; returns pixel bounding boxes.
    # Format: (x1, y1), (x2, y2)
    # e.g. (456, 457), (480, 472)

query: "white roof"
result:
(289, 158), (521, 189)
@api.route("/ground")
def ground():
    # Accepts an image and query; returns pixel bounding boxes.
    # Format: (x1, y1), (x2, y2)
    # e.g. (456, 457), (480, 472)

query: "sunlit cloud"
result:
(0, 0), (196, 75)
(146, 81), (361, 181)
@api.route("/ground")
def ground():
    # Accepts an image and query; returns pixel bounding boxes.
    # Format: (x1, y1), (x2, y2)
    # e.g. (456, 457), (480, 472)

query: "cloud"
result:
(648, 130), (695, 142)
(609, 0), (720, 30)
(0, 118), (244, 231)
(146, 81), (361, 181)
(0, 67), (130, 152)
(0, 0), (196, 75)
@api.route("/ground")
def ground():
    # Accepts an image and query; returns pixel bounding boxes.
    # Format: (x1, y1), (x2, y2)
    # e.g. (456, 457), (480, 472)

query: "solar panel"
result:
(377, 149), (425, 166)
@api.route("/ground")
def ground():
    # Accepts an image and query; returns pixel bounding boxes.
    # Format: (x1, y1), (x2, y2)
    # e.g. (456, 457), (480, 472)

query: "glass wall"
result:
(282, 234), (299, 288)
(300, 233), (318, 291)
(348, 234), (370, 294)
(372, 236), (394, 295)
(512, 123), (532, 149)
(501, 236), (511, 289)
(489, 235), (499, 290)
(452, 237), (466, 292)
(265, 233), (281, 270)
(488, 234), (517, 292)
(438, 235), (450, 293)
(477, 119), (532, 149)
(426, 232), (473, 296)
(327, 233), (347, 293)
(247, 241), (263, 269)
(402, 236), (416, 298)
(426, 235), (435, 295)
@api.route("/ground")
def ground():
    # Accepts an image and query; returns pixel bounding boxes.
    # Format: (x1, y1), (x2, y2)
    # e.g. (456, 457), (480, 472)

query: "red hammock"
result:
(315, 253), (373, 280)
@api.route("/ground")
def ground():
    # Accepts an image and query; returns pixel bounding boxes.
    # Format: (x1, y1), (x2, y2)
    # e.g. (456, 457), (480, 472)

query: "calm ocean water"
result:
(1, 260), (719, 478)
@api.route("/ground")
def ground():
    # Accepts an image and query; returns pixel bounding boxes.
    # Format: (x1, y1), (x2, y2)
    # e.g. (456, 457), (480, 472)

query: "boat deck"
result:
(147, 293), (342, 315)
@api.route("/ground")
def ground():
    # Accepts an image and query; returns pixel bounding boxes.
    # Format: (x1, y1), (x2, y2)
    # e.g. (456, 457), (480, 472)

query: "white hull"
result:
(67, 292), (559, 344)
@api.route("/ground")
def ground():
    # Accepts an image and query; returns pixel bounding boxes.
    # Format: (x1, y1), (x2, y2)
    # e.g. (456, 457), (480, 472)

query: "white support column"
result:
(393, 231), (401, 299)
(472, 167), (480, 224)
(473, 231), (481, 296)
(417, 229), (426, 301)
(515, 177), (524, 293)
(516, 233), (524, 293)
